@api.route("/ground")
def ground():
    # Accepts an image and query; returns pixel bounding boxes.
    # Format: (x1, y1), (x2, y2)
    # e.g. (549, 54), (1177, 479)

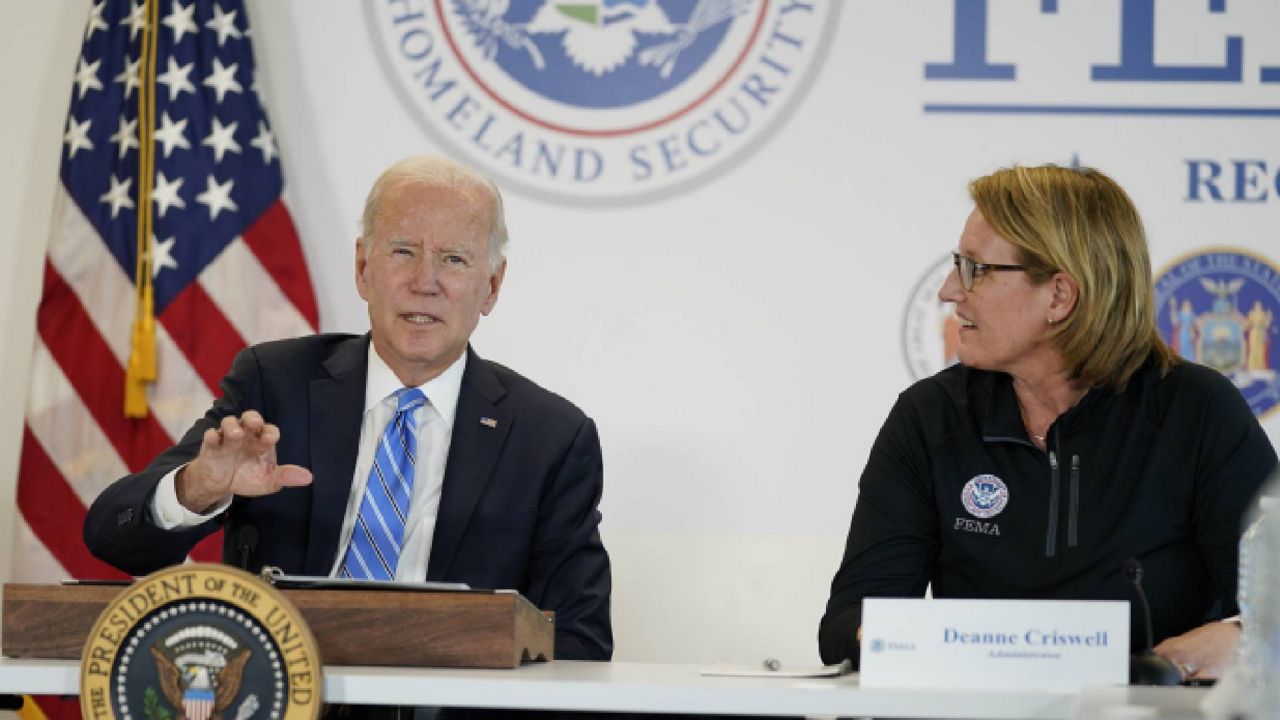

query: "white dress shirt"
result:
(328, 345), (463, 580)
(151, 344), (466, 582)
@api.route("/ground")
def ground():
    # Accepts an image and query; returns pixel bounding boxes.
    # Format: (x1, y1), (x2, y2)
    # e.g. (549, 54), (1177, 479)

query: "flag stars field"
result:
(123, 1), (146, 41)
(195, 174), (237, 220)
(64, 117), (94, 159)
(205, 4), (242, 46)
(152, 172), (186, 218)
(250, 120), (277, 164)
(85, 1), (109, 40)
(163, 0), (199, 44)
(203, 58), (243, 104)
(157, 57), (196, 99)
(99, 174), (134, 218)
(202, 118), (241, 163)
(115, 56), (141, 100)
(73, 57), (103, 99)
(155, 112), (191, 157)
(152, 236), (179, 277)
(110, 115), (138, 160)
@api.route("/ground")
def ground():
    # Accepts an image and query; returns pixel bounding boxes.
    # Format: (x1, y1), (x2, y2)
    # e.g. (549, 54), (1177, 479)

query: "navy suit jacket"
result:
(84, 334), (612, 660)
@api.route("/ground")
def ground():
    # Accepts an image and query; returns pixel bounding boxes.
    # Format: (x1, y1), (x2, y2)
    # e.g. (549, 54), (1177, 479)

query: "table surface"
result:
(0, 656), (1210, 718)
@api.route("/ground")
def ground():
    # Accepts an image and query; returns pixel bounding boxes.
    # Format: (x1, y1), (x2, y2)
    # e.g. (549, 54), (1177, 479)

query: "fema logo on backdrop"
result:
(902, 254), (962, 380)
(1154, 248), (1280, 418)
(367, 0), (837, 203)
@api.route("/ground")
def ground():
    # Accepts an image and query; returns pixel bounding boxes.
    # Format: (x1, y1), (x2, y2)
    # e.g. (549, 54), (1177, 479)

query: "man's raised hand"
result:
(175, 410), (312, 513)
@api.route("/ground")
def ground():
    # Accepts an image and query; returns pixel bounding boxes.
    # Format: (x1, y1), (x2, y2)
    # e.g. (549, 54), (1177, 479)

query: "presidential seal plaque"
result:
(80, 564), (322, 720)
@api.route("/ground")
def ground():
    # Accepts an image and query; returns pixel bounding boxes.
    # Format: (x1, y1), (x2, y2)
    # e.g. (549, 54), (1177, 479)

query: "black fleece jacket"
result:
(820, 360), (1276, 667)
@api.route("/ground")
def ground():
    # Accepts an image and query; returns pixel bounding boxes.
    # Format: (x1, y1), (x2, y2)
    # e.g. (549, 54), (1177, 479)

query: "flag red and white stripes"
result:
(12, 0), (318, 586)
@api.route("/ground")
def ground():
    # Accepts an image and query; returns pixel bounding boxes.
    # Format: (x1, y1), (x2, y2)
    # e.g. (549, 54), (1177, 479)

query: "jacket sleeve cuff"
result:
(150, 465), (232, 529)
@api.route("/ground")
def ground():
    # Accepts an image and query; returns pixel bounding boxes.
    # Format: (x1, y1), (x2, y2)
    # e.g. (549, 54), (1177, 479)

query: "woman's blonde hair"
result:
(969, 164), (1177, 390)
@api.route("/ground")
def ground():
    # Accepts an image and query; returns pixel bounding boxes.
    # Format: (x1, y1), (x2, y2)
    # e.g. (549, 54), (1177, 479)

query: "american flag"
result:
(13, 0), (318, 585)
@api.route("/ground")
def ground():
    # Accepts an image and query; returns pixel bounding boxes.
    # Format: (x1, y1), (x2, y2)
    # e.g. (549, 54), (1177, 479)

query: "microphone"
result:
(235, 525), (258, 572)
(1123, 557), (1181, 686)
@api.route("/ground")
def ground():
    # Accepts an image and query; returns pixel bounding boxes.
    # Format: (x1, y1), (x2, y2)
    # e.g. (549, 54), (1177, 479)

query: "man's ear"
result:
(481, 257), (507, 316)
(354, 237), (369, 301)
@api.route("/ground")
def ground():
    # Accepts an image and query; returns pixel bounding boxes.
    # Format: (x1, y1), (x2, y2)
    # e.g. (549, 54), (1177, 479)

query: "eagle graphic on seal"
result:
(150, 645), (252, 720)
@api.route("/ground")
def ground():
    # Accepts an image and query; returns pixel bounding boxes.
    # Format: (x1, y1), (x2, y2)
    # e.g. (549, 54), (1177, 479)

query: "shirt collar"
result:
(977, 368), (1109, 444)
(364, 344), (466, 430)
(979, 371), (1029, 443)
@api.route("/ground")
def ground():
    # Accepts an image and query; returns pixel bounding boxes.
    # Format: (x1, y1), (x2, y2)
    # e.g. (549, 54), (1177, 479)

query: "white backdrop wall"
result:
(2, 1), (1279, 667)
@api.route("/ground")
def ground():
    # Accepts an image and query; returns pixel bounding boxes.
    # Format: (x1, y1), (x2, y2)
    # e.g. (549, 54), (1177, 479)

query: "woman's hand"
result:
(1153, 621), (1241, 680)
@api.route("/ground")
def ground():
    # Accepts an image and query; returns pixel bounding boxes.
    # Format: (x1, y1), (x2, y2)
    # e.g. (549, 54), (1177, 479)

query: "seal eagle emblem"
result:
(1155, 248), (1280, 418)
(80, 564), (322, 720)
(150, 637), (251, 720)
(962, 474), (1009, 519)
(367, 0), (839, 203)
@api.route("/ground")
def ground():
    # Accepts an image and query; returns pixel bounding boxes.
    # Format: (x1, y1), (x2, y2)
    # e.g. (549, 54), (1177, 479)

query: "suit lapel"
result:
(427, 348), (512, 581)
(304, 335), (369, 574)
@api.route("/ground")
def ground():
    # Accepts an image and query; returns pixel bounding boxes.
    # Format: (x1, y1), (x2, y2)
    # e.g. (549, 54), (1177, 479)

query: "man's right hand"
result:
(175, 410), (313, 513)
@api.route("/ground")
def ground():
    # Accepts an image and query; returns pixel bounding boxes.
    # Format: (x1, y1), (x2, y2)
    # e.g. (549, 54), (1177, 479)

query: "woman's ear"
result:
(1048, 272), (1079, 324)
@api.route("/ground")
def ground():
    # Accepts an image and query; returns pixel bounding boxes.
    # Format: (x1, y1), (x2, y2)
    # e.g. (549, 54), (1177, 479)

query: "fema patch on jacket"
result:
(1155, 248), (1280, 418)
(366, 0), (838, 204)
(961, 474), (1009, 519)
(80, 564), (322, 720)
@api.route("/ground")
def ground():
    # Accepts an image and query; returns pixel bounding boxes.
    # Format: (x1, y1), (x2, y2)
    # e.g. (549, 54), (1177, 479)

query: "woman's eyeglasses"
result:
(952, 252), (1026, 291)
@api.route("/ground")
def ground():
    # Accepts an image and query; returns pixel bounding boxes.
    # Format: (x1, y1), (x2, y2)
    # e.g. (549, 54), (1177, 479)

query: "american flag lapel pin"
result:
(480, 417), (498, 428)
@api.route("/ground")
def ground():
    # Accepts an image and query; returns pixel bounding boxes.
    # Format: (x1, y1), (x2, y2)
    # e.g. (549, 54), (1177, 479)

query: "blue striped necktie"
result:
(341, 387), (427, 580)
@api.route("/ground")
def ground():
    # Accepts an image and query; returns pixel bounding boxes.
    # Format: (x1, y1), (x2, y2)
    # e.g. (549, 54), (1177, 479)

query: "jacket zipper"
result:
(1068, 455), (1080, 548)
(1045, 450), (1059, 558)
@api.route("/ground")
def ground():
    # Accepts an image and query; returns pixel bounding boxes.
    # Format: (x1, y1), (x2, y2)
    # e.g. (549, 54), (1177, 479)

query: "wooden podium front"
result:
(2, 583), (554, 669)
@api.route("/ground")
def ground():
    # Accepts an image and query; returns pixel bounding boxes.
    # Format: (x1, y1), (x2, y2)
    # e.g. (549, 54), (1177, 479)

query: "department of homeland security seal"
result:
(1154, 248), (1280, 418)
(902, 253), (962, 380)
(961, 474), (1009, 519)
(366, 0), (838, 204)
(81, 564), (322, 720)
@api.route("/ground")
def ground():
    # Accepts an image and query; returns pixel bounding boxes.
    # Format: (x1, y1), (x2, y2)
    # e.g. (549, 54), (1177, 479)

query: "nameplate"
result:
(859, 598), (1128, 690)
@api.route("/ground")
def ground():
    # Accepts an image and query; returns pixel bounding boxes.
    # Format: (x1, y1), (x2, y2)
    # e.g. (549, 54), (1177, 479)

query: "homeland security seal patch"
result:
(366, 0), (837, 204)
(1155, 248), (1280, 418)
(961, 474), (1009, 519)
(80, 564), (321, 720)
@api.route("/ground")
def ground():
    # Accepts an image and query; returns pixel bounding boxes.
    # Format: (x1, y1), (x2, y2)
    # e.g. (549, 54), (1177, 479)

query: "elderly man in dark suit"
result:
(84, 155), (612, 661)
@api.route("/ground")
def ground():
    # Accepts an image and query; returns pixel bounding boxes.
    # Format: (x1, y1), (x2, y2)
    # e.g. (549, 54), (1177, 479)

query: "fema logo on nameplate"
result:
(1154, 248), (1280, 418)
(80, 564), (322, 720)
(366, 1), (837, 204)
(902, 253), (961, 380)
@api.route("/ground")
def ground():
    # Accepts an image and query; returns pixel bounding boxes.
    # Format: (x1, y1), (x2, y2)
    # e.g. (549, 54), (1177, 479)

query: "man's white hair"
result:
(359, 155), (509, 270)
